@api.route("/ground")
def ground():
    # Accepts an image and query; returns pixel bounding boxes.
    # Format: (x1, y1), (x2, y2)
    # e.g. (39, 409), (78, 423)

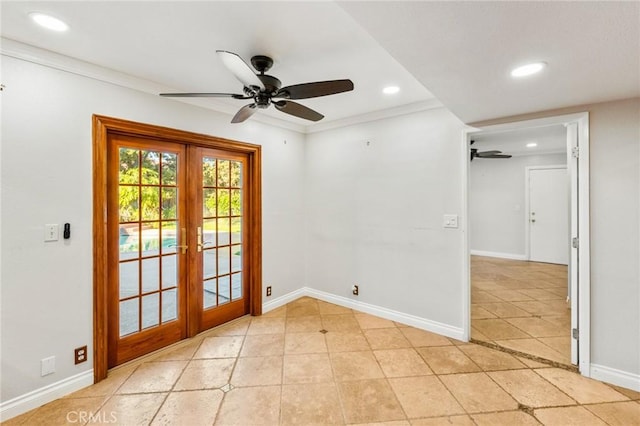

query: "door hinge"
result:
(572, 328), (579, 339)
(571, 147), (579, 158)
(572, 237), (579, 249)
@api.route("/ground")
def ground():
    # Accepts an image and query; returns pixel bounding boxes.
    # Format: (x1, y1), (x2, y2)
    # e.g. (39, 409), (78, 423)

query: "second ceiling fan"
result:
(470, 140), (512, 161)
(160, 50), (354, 123)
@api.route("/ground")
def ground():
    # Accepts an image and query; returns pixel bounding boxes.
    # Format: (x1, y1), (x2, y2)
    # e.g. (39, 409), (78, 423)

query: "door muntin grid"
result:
(118, 148), (180, 337)
(202, 157), (243, 309)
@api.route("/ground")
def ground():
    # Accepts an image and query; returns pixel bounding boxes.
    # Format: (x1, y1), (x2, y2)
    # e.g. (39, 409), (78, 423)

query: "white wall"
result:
(587, 98), (639, 380)
(0, 56), (306, 403)
(470, 153), (566, 258)
(305, 108), (466, 329)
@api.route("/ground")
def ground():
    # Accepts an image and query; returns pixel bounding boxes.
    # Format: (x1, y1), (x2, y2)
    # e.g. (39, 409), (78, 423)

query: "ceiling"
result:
(339, 1), (639, 123)
(2, 2), (638, 128)
(0, 1), (436, 129)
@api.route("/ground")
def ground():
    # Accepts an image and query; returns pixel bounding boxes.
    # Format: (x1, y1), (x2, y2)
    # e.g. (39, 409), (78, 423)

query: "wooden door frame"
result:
(92, 115), (262, 382)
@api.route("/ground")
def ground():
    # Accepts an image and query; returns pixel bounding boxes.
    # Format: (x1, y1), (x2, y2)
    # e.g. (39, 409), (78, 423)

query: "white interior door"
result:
(528, 167), (569, 265)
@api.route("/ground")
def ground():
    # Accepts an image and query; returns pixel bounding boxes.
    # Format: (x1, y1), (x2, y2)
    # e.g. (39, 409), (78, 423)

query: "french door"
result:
(189, 147), (250, 332)
(105, 132), (253, 367)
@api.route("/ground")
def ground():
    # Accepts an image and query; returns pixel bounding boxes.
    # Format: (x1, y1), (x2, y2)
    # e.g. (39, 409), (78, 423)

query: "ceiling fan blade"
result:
(477, 150), (502, 156)
(160, 92), (249, 99)
(276, 79), (354, 100)
(231, 104), (257, 123)
(216, 50), (265, 91)
(481, 154), (513, 159)
(274, 100), (324, 121)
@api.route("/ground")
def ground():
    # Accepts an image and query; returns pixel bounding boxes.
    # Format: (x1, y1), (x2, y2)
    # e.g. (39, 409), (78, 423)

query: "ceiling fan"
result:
(470, 140), (512, 161)
(160, 50), (354, 123)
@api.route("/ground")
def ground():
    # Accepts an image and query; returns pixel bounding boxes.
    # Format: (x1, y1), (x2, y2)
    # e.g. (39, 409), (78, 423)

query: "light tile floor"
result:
(4, 297), (639, 425)
(471, 256), (573, 365)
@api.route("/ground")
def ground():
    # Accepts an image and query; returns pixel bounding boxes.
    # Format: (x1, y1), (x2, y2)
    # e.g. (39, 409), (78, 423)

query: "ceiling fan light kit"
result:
(160, 50), (354, 123)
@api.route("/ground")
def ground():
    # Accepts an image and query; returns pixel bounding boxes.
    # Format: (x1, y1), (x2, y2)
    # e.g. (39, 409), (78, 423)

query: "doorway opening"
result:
(93, 115), (262, 382)
(463, 112), (590, 375)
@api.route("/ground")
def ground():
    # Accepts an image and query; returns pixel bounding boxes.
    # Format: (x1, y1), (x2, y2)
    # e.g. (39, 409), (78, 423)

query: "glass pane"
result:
(119, 298), (139, 337)
(120, 224), (139, 260)
(218, 275), (230, 305)
(231, 273), (242, 300)
(217, 189), (230, 216)
(218, 160), (230, 187)
(119, 186), (139, 223)
(161, 222), (177, 254)
(231, 245), (242, 273)
(141, 150), (160, 184)
(119, 261), (139, 298)
(231, 189), (242, 216)
(203, 219), (216, 248)
(141, 223), (160, 256)
(230, 161), (241, 187)
(217, 218), (230, 246)
(141, 257), (159, 293)
(161, 188), (177, 220)
(162, 289), (177, 323)
(119, 148), (139, 184)
(203, 248), (217, 279)
(161, 153), (177, 186)
(218, 246), (230, 276)
(141, 293), (160, 329)
(141, 187), (160, 221)
(162, 255), (177, 289)
(203, 278), (217, 309)
(203, 189), (216, 218)
(231, 218), (242, 244)
(203, 157), (216, 187)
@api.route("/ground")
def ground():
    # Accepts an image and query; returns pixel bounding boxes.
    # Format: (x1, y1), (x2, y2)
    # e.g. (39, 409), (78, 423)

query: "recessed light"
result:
(511, 62), (546, 78)
(29, 12), (69, 32)
(383, 86), (400, 95)
(526, 142), (538, 148)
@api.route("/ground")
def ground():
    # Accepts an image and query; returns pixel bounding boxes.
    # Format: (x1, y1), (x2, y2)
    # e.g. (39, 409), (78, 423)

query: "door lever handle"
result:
(197, 226), (203, 252)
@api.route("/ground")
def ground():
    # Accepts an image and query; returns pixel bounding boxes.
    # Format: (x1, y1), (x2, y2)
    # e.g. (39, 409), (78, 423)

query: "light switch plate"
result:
(443, 214), (459, 229)
(44, 224), (59, 242)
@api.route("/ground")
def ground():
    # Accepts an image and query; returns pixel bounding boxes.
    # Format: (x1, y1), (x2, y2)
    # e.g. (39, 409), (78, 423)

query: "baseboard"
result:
(590, 363), (640, 392)
(303, 287), (465, 341)
(0, 369), (94, 422)
(470, 250), (528, 261)
(262, 287), (307, 313)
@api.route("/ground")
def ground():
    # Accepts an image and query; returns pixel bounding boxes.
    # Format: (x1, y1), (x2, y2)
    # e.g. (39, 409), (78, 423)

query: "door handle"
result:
(197, 226), (203, 252)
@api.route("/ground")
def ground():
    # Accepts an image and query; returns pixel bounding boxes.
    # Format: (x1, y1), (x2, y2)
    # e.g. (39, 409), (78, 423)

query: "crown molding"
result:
(305, 98), (444, 134)
(2, 37), (444, 135)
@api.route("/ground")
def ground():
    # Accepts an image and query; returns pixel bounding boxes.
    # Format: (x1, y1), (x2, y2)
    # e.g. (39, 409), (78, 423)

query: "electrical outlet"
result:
(41, 356), (55, 376)
(266, 286), (272, 297)
(74, 345), (88, 364)
(443, 214), (459, 229)
(352, 284), (359, 296)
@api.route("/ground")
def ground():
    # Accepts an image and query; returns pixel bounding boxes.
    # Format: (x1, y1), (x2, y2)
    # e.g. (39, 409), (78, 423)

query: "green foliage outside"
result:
(119, 149), (242, 240)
